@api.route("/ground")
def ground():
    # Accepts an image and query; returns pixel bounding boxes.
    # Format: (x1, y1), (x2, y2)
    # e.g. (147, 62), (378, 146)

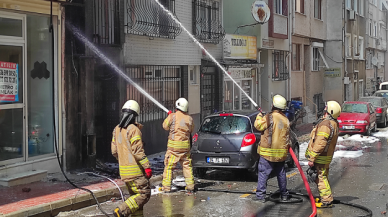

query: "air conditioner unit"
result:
(344, 77), (351, 84)
(349, 10), (356, 21)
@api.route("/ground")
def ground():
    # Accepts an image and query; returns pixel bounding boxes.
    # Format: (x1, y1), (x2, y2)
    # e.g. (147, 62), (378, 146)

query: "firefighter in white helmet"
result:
(253, 94), (291, 202)
(111, 100), (152, 217)
(162, 98), (195, 193)
(305, 100), (341, 208)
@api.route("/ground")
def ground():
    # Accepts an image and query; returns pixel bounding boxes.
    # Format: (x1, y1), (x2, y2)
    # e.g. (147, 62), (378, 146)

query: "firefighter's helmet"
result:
(176, 98), (189, 112)
(272, 94), (287, 110)
(326, 101), (341, 119)
(122, 100), (140, 115)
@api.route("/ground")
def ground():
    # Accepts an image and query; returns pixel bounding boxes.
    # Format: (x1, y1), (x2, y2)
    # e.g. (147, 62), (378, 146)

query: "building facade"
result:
(0, 1), (64, 178)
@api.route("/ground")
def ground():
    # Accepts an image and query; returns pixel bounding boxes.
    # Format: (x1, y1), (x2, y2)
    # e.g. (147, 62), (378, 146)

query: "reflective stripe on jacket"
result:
(305, 118), (339, 168)
(163, 110), (194, 152)
(254, 110), (291, 162)
(111, 123), (150, 182)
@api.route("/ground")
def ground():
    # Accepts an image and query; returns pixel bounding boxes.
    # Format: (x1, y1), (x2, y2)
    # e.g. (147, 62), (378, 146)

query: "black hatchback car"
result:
(191, 111), (300, 178)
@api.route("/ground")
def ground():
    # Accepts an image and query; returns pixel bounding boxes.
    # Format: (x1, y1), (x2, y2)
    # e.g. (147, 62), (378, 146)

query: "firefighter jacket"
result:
(254, 110), (291, 162)
(163, 110), (194, 153)
(111, 123), (150, 182)
(305, 117), (339, 168)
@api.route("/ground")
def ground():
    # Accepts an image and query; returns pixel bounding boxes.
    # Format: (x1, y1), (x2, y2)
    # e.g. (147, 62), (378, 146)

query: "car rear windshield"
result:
(200, 116), (251, 135)
(374, 92), (388, 100)
(359, 98), (382, 107)
(342, 103), (368, 113)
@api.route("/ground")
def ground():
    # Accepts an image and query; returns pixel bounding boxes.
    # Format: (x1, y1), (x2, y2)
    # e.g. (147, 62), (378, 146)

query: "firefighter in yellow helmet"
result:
(162, 98), (195, 193)
(305, 101), (341, 208)
(253, 94), (291, 202)
(111, 100), (152, 217)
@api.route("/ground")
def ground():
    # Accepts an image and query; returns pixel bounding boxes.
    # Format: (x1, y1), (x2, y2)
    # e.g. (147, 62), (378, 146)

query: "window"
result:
(125, 0), (181, 39)
(126, 65), (182, 122)
(313, 48), (320, 71)
(358, 36), (364, 59)
(190, 69), (197, 84)
(369, 20), (372, 36)
(92, 0), (120, 45)
(292, 44), (301, 71)
(295, 0), (304, 13)
(193, 0), (225, 44)
(346, 0), (351, 9)
(374, 22), (378, 37)
(345, 34), (351, 57)
(274, 0), (288, 16)
(272, 50), (288, 80)
(359, 0), (364, 16)
(314, 0), (322, 19)
(366, 50), (372, 69)
(354, 0), (358, 13)
(275, 0), (282, 14)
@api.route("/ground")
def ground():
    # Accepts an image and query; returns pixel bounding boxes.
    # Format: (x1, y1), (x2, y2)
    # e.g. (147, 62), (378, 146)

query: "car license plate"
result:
(207, 157), (229, 164)
(343, 126), (355, 129)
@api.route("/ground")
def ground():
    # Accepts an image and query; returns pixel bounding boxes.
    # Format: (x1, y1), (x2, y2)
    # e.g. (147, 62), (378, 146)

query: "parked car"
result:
(359, 97), (388, 127)
(337, 101), (377, 135)
(190, 111), (300, 178)
(373, 90), (388, 100)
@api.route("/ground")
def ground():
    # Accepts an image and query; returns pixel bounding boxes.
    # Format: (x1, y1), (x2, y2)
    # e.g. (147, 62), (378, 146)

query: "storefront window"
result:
(0, 17), (23, 37)
(27, 15), (54, 157)
(0, 45), (24, 162)
(242, 80), (252, 110)
(234, 82), (240, 110)
(224, 81), (233, 110)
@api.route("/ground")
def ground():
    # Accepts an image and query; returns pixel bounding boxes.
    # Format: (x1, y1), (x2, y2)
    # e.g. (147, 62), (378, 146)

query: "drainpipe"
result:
(343, 0), (347, 102)
(61, 7), (67, 172)
(288, 0), (293, 100)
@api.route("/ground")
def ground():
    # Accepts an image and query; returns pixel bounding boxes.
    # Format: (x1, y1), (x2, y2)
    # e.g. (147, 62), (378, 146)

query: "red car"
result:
(337, 101), (377, 135)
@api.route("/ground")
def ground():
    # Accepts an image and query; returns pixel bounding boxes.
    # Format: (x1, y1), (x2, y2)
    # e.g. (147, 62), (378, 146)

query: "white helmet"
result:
(122, 100), (140, 115)
(272, 94), (287, 110)
(176, 98), (189, 112)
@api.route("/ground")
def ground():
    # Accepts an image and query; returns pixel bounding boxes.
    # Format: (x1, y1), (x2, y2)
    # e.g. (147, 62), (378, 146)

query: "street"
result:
(57, 127), (388, 217)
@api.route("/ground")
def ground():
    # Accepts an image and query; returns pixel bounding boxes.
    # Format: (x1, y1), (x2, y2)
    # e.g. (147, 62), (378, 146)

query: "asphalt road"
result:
(57, 128), (388, 217)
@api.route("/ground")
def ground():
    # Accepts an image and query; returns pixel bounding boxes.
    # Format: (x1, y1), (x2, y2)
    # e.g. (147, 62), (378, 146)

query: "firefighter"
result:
(162, 98), (195, 193)
(111, 100), (152, 217)
(305, 100), (341, 208)
(253, 94), (291, 202)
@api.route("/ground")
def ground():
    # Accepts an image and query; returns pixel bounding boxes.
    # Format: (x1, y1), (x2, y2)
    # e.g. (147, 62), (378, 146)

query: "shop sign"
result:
(251, 1), (270, 23)
(0, 61), (19, 102)
(227, 68), (253, 79)
(262, 39), (274, 48)
(223, 34), (257, 60)
(324, 68), (341, 77)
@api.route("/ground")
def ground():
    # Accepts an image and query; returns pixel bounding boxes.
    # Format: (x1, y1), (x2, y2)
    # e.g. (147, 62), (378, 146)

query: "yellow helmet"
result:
(272, 94), (287, 110)
(326, 101), (341, 119)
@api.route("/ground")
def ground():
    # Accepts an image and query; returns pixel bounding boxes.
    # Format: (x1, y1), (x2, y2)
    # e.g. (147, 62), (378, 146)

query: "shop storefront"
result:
(223, 34), (258, 111)
(0, 2), (62, 176)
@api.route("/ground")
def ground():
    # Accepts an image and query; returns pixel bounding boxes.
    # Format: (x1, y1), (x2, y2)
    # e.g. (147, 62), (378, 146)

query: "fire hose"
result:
(197, 146), (372, 217)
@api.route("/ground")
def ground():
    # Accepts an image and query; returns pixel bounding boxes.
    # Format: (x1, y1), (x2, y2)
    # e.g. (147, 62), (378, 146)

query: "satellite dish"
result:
(251, 1), (270, 24)
(372, 57), (378, 66)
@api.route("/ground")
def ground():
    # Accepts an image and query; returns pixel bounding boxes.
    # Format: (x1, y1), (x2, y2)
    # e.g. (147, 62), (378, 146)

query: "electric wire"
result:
(49, 1), (111, 216)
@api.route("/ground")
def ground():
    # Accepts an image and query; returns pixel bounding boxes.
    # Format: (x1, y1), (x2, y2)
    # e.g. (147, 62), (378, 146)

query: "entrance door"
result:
(200, 65), (219, 119)
(0, 44), (25, 164)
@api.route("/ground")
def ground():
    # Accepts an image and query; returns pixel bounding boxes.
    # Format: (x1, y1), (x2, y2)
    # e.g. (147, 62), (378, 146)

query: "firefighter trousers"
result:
(118, 176), (150, 217)
(314, 165), (333, 203)
(162, 149), (194, 191)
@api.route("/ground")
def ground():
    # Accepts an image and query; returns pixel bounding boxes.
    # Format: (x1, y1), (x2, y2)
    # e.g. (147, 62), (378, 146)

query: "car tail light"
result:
(192, 133), (198, 143)
(220, 113), (233, 116)
(241, 133), (256, 147)
(376, 107), (383, 113)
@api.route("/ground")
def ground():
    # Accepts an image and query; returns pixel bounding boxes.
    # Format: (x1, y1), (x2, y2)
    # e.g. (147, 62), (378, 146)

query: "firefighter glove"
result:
(306, 166), (318, 183)
(145, 168), (152, 179)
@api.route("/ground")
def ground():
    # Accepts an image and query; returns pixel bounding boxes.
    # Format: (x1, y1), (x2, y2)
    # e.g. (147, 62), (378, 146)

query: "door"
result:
(200, 65), (219, 119)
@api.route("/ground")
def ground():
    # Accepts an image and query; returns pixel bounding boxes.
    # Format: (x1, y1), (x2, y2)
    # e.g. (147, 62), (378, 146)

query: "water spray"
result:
(66, 23), (169, 114)
(154, 0), (259, 109)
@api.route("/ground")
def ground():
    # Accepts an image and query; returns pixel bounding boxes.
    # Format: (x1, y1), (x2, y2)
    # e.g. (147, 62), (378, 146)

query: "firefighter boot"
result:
(316, 201), (333, 208)
(113, 207), (124, 217)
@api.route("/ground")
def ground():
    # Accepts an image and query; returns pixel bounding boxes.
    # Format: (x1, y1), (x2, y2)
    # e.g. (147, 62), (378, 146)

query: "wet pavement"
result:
(57, 127), (388, 217)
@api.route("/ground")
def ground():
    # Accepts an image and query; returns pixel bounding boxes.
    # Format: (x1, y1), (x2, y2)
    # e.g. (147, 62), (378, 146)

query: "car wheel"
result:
(287, 144), (300, 168)
(366, 126), (371, 136)
(193, 168), (207, 178)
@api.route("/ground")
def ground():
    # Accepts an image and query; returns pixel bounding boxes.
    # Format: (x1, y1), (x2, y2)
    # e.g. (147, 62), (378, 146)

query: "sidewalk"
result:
(0, 152), (169, 217)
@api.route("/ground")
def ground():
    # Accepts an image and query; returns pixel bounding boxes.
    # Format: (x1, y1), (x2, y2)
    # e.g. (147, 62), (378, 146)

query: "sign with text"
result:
(324, 68), (341, 77)
(223, 34), (257, 60)
(227, 68), (253, 79)
(0, 61), (19, 102)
